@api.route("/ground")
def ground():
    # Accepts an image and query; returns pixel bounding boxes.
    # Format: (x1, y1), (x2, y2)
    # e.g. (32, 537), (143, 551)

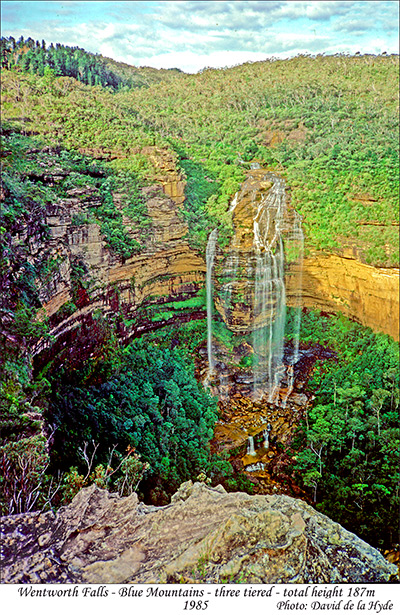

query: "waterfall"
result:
(247, 436), (256, 456)
(206, 229), (218, 376)
(222, 251), (239, 313)
(282, 211), (304, 407)
(205, 171), (303, 404)
(252, 175), (289, 401)
(263, 423), (272, 449)
(229, 192), (239, 213)
(291, 212), (304, 366)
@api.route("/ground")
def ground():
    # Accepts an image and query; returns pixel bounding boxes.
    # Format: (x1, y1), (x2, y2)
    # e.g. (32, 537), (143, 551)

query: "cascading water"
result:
(282, 211), (304, 407)
(205, 170), (303, 404)
(247, 436), (256, 456)
(206, 229), (218, 379)
(229, 192), (239, 213)
(263, 423), (272, 449)
(250, 173), (301, 401)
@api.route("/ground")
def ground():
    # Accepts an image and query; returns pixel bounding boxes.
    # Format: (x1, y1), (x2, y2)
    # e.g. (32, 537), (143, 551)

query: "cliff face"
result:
(214, 170), (399, 341)
(291, 252), (399, 341)
(1, 482), (397, 584)
(31, 160), (397, 369)
(33, 150), (206, 365)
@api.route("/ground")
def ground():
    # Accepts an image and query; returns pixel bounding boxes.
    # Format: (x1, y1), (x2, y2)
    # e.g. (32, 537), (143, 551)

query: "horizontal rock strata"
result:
(32, 167), (205, 363)
(216, 169), (399, 341)
(289, 253), (399, 341)
(29, 162), (398, 367)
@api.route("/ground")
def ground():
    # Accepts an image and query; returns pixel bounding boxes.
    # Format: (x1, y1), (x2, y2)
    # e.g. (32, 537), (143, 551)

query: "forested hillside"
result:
(2, 44), (398, 263)
(0, 43), (398, 556)
(0, 35), (182, 88)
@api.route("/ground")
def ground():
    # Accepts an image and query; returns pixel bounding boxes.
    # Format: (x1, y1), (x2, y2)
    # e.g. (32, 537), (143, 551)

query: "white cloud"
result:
(2, 0), (399, 72)
(126, 49), (269, 72)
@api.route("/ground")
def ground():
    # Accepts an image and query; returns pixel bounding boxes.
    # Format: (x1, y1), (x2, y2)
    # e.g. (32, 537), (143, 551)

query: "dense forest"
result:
(285, 310), (399, 549)
(0, 35), (182, 88)
(0, 38), (398, 554)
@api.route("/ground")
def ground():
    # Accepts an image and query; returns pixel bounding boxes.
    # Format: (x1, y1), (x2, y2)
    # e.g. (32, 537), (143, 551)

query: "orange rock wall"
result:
(34, 152), (205, 360)
(287, 253), (399, 341)
(228, 169), (399, 341)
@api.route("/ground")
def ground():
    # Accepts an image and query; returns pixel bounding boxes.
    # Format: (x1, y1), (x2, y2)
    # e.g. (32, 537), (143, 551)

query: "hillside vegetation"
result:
(1, 45), (399, 262)
(286, 309), (399, 550)
(0, 35), (183, 88)
(0, 45), (399, 552)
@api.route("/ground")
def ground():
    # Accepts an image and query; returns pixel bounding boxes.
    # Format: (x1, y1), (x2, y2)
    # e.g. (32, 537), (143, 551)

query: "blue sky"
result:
(2, 1), (399, 73)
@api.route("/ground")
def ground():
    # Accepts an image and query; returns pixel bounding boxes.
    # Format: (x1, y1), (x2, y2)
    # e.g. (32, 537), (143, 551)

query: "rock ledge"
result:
(1, 482), (397, 584)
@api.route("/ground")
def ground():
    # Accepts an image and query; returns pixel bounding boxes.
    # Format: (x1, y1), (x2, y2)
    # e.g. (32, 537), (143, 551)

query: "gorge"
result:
(0, 47), (399, 583)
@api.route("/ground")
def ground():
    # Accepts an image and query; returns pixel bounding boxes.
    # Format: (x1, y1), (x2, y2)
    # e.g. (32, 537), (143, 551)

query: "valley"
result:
(0, 39), (399, 582)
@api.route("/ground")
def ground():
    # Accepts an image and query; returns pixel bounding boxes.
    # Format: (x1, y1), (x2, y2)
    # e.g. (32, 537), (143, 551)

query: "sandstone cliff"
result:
(31, 148), (206, 367)
(1, 482), (397, 584)
(216, 169), (399, 341)
(30, 159), (398, 370)
(293, 252), (399, 341)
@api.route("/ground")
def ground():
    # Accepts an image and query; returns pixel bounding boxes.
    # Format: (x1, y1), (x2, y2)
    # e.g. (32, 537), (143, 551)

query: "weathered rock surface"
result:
(1, 482), (397, 584)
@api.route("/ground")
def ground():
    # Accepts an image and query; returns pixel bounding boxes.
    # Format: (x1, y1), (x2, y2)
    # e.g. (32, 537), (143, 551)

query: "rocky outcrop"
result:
(141, 146), (186, 206)
(1, 482), (397, 584)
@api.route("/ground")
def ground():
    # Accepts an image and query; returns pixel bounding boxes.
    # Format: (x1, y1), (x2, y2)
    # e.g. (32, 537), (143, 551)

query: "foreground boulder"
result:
(1, 482), (397, 584)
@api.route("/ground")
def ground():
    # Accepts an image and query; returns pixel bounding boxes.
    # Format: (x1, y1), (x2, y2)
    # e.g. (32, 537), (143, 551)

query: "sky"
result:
(1, 1), (399, 73)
